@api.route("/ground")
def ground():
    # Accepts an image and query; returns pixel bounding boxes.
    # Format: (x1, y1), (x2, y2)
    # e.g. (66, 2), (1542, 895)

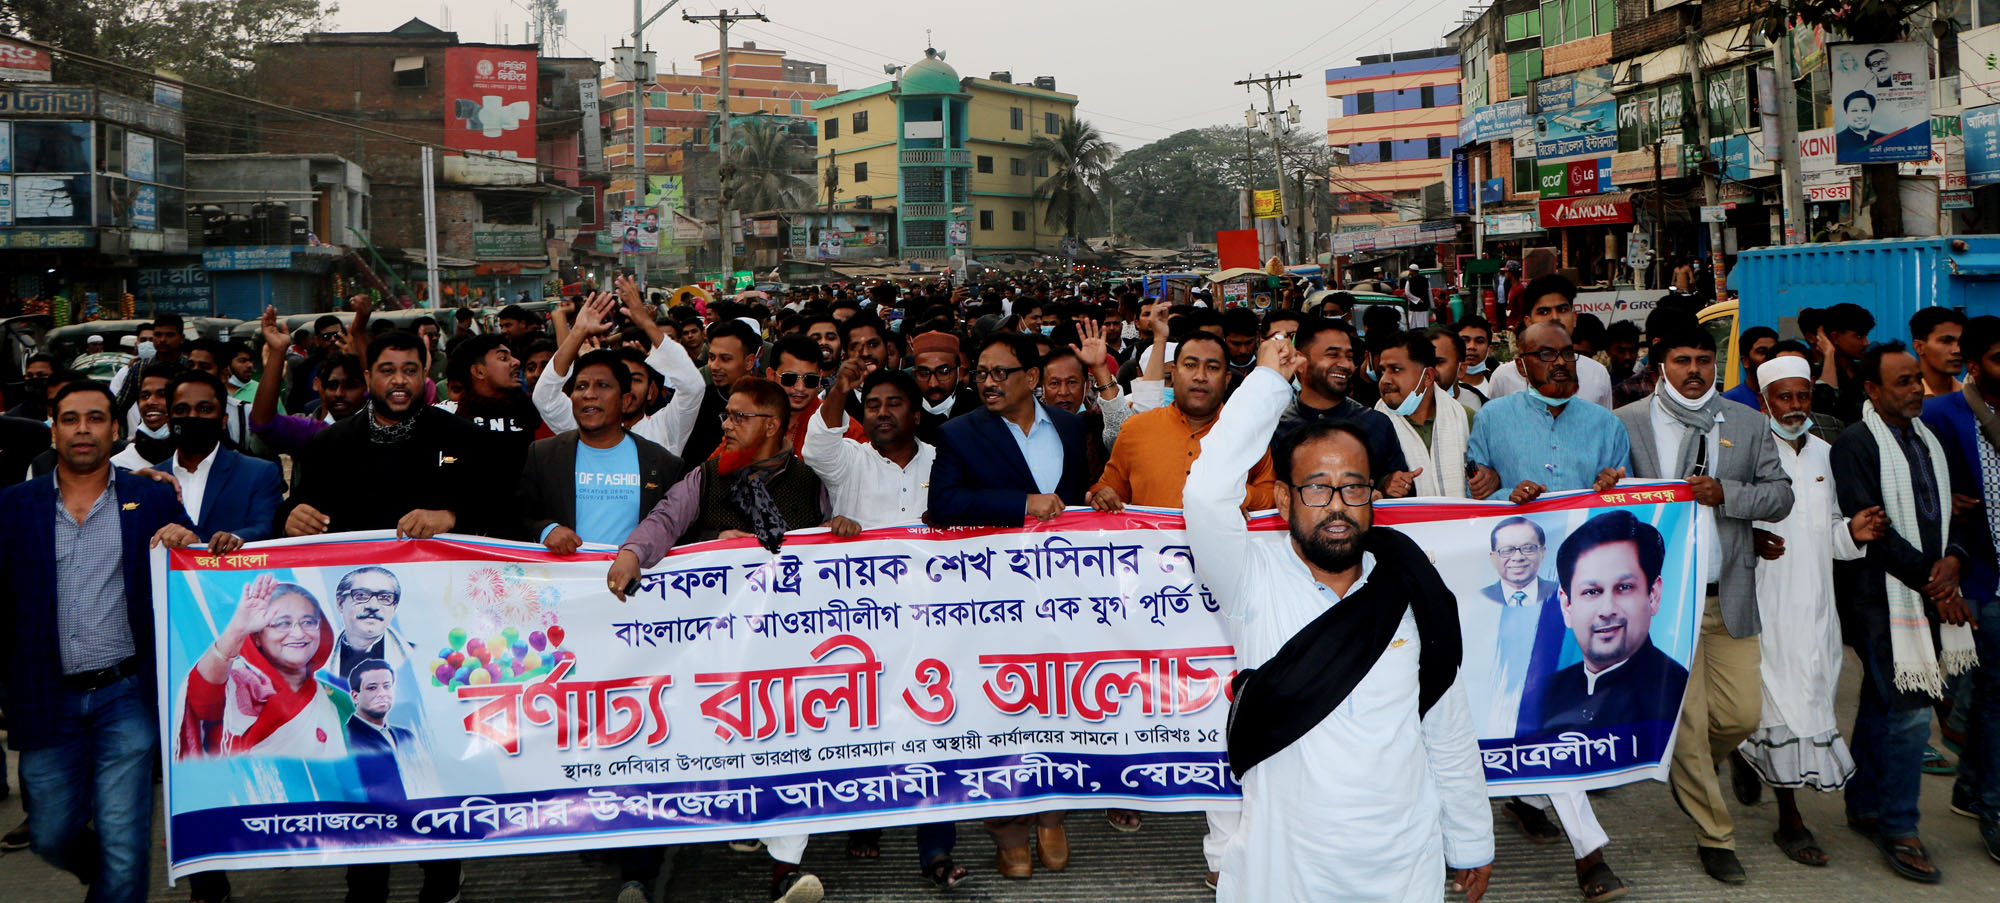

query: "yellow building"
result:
(812, 49), (1078, 260)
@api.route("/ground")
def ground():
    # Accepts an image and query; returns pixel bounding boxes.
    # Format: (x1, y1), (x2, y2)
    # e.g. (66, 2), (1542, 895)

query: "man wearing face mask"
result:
(1614, 327), (1794, 884)
(109, 312), (187, 409)
(163, 371), (282, 543)
(109, 364), (180, 470)
(910, 330), (977, 443)
(1465, 321), (1631, 902)
(6, 353), (56, 420)
(1732, 353), (1884, 870)
(1483, 277), (1615, 408)
(1373, 330), (1491, 499)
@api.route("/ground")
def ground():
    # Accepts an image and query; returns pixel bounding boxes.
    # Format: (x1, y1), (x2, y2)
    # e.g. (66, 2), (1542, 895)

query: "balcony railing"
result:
(901, 203), (950, 219)
(899, 148), (970, 166)
(903, 245), (952, 260)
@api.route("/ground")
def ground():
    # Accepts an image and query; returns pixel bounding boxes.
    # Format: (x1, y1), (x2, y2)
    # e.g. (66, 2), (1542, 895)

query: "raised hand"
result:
(261, 305), (290, 353)
(1255, 334), (1299, 381)
(1070, 317), (1108, 371)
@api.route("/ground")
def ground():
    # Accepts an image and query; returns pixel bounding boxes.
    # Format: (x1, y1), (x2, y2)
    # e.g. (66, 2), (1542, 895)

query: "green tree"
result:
(0, 0), (335, 152)
(1028, 118), (1117, 241)
(1104, 125), (1323, 247)
(724, 118), (814, 213)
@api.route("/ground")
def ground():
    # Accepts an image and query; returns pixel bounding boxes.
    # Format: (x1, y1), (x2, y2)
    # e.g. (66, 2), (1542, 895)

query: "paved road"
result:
(1, 657), (1996, 902)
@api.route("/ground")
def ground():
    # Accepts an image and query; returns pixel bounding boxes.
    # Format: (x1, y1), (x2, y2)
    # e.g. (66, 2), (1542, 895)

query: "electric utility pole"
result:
(684, 8), (769, 281)
(1236, 72), (1302, 263)
(624, 0), (679, 284)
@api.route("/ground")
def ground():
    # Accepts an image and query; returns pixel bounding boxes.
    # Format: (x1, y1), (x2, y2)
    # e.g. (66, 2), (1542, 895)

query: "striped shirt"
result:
(54, 475), (133, 674)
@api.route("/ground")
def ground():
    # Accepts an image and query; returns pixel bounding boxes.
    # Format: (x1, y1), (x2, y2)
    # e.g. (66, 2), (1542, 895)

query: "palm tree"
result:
(726, 118), (814, 212)
(1028, 118), (1118, 243)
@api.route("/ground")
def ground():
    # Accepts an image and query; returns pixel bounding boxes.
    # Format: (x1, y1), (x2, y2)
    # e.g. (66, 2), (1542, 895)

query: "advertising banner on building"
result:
(1828, 42), (1932, 164)
(135, 263), (215, 316)
(0, 177), (12, 226)
(157, 489), (1702, 878)
(1963, 25), (2000, 109)
(1965, 105), (2000, 188)
(617, 207), (662, 252)
(578, 78), (604, 173)
(1536, 101), (1617, 162)
(1534, 66), (1615, 114)
(1452, 147), (1471, 215)
(0, 35), (53, 82)
(1460, 99), (1533, 144)
(442, 47), (538, 185)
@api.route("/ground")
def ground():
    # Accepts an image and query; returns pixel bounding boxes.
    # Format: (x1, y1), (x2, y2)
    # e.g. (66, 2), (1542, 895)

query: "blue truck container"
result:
(1728, 236), (2000, 339)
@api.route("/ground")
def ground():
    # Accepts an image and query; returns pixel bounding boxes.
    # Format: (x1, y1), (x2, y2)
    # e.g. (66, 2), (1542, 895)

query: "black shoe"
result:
(1729, 751), (1763, 806)
(1982, 820), (1999, 864)
(1698, 846), (1748, 884)
(1952, 786), (1979, 820)
(1502, 799), (1564, 843)
(0, 820), (27, 853)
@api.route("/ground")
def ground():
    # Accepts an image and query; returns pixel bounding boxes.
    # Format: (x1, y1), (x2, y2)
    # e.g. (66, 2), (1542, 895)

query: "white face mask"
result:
(1664, 380), (1717, 411)
(921, 394), (955, 416)
(135, 420), (171, 440)
(1769, 415), (1812, 440)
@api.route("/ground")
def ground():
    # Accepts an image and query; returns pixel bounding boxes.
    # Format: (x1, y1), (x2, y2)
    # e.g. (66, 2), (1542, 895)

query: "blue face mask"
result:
(1527, 387), (1573, 408)
(1769, 415), (1811, 440)
(1163, 386), (1176, 405)
(1364, 366), (1378, 383)
(1465, 360), (1489, 375)
(1390, 372), (1430, 417)
(1039, 325), (1054, 336)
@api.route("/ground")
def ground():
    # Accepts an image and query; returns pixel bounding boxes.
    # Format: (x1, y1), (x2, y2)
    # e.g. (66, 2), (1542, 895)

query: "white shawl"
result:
(1375, 385), (1469, 498)
(1861, 403), (1979, 696)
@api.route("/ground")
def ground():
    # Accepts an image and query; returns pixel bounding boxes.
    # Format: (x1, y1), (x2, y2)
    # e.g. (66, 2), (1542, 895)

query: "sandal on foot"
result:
(922, 857), (970, 891)
(1503, 799), (1564, 843)
(1874, 835), (1942, 883)
(1106, 809), (1143, 833)
(1773, 826), (1828, 866)
(846, 829), (881, 859)
(1577, 860), (1627, 903)
(1922, 745), (1956, 776)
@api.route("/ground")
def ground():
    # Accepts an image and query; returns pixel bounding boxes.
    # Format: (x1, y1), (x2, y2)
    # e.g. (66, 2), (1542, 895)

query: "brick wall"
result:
(1544, 34), (1613, 75)
(256, 42), (452, 186)
(1613, 6), (1690, 59)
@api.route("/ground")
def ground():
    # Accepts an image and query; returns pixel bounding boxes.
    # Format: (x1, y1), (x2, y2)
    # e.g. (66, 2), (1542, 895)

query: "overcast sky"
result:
(329, 0), (1473, 148)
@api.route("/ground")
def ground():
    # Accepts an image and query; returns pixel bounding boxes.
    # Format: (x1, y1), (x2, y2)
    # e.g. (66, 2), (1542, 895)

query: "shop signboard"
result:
(1828, 42), (1932, 165)
(1534, 66), (1615, 113)
(442, 47), (537, 184)
(1535, 101), (1617, 161)
(578, 77), (604, 172)
(0, 35), (53, 82)
(0, 227), (91, 248)
(1965, 105), (2000, 188)
(1963, 25), (2000, 108)
(1538, 193), (1634, 227)
(1942, 189), (1974, 209)
(131, 184), (157, 231)
(1451, 147), (1471, 215)
(1482, 210), (1540, 236)
(475, 229), (546, 259)
(0, 175), (9, 225)
(1460, 99), (1532, 144)
(135, 263), (214, 316)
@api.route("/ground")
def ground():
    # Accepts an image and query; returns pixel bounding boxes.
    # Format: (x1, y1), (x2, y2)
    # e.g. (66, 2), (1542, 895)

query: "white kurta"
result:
(1187, 366), (1493, 903)
(1738, 432), (1865, 788)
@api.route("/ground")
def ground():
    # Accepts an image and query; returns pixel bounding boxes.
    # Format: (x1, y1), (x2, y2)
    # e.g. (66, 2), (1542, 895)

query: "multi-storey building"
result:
(811, 48), (1078, 261)
(1324, 48), (1464, 266)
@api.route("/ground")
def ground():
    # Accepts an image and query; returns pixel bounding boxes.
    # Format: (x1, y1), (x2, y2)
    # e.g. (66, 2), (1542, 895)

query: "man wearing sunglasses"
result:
(1185, 333), (1493, 903)
(771, 334), (837, 453)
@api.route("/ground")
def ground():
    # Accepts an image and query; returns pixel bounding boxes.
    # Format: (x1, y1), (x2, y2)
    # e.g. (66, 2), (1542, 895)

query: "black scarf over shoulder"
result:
(1225, 526), (1462, 778)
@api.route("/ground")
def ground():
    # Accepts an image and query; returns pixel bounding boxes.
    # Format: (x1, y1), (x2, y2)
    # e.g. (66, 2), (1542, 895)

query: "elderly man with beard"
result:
(1482, 277), (1615, 408)
(1613, 326), (1794, 883)
(1829, 342), (1979, 884)
(1728, 354), (1885, 868)
(1185, 334), (1493, 903)
(1373, 330), (1493, 499)
(607, 377), (829, 903)
(1466, 320), (1630, 902)
(281, 331), (503, 541)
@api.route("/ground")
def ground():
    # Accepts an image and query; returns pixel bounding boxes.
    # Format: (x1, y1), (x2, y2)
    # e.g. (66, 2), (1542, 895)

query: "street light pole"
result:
(1236, 72), (1302, 263)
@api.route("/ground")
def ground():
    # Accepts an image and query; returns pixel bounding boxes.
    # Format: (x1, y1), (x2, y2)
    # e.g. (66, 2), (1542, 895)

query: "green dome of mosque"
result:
(897, 50), (962, 95)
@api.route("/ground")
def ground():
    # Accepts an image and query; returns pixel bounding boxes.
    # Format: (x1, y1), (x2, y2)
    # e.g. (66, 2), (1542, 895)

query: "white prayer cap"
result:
(735, 316), (761, 336)
(1756, 354), (1811, 391)
(86, 334), (103, 345)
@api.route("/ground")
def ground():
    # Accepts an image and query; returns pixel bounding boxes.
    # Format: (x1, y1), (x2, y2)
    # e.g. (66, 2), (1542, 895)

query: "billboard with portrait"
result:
(1829, 42), (1932, 164)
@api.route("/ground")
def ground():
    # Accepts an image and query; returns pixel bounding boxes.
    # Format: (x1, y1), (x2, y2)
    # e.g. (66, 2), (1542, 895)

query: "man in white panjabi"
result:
(1736, 354), (1886, 864)
(1372, 329), (1492, 500)
(1186, 335), (1494, 902)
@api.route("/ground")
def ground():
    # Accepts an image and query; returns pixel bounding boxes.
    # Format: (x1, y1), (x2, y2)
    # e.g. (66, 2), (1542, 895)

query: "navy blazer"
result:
(1920, 391), (1999, 605)
(928, 402), (1089, 526)
(0, 469), (192, 750)
(189, 448), (286, 543)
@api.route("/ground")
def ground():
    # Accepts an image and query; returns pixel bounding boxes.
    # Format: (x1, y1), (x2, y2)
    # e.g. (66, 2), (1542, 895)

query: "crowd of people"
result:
(0, 271), (1994, 903)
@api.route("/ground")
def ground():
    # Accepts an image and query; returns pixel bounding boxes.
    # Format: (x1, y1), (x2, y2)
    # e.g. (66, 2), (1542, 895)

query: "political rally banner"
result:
(1829, 42), (1933, 164)
(155, 486), (1702, 878)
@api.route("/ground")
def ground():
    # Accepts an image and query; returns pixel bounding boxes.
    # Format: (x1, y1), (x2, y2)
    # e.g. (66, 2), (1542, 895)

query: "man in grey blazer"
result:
(1615, 326), (1793, 885)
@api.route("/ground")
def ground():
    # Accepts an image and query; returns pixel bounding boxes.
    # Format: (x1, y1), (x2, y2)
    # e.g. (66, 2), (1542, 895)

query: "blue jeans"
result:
(1952, 597), (2000, 826)
(17, 674), (158, 903)
(916, 821), (957, 869)
(1844, 639), (1933, 839)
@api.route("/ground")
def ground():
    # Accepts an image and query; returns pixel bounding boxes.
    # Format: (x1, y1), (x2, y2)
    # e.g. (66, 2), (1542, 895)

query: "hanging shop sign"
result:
(1538, 193), (1634, 227)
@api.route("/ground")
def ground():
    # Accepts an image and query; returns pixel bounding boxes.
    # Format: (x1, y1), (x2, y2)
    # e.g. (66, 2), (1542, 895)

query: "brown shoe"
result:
(1037, 824), (1070, 871)
(995, 845), (1033, 879)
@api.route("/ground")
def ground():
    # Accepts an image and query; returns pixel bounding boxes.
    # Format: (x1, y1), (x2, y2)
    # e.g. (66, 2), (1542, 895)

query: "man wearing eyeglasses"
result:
(1483, 276), (1616, 409)
(1186, 334), (1493, 903)
(910, 330), (977, 444)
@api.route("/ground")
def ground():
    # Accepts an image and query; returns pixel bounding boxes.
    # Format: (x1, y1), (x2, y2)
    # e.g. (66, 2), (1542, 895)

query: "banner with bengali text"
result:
(154, 486), (1700, 877)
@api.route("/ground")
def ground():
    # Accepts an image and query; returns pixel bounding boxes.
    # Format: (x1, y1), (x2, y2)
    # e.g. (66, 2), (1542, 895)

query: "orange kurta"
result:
(1094, 403), (1276, 511)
